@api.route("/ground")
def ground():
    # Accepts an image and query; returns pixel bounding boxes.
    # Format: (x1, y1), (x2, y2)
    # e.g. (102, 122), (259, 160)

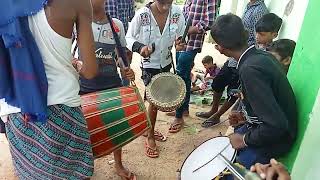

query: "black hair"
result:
(267, 39), (296, 60)
(210, 13), (248, 50)
(202, 55), (213, 64)
(255, 13), (283, 33)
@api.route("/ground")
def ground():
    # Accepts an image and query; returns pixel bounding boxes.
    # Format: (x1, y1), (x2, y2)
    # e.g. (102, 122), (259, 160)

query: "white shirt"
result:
(126, 5), (186, 69)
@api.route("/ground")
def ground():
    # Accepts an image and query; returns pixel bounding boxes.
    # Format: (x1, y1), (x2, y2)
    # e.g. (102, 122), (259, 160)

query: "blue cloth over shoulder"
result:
(0, 0), (49, 123)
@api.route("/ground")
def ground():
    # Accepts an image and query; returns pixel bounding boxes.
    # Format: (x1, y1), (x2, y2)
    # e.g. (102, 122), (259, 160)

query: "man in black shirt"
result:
(210, 14), (297, 169)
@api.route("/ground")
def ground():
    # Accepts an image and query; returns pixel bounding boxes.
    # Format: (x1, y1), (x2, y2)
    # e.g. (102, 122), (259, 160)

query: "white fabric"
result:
(0, 99), (20, 123)
(28, 9), (81, 107)
(126, 5), (186, 69)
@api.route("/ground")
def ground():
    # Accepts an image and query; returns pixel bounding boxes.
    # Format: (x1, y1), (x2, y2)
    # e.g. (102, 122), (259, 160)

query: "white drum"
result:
(181, 136), (236, 180)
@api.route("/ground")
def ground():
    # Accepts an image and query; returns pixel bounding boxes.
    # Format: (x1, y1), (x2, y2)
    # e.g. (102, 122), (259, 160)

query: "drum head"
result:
(146, 72), (186, 112)
(181, 137), (236, 180)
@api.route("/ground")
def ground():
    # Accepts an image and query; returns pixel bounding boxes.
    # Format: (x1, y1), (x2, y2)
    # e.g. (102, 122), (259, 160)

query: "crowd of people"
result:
(0, 0), (298, 179)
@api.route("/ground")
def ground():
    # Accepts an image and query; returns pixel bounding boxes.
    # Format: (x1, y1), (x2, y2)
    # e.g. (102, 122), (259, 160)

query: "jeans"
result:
(225, 125), (270, 180)
(235, 125), (269, 169)
(175, 50), (198, 118)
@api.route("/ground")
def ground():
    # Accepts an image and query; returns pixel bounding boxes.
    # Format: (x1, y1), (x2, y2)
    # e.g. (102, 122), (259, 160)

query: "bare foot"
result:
(166, 110), (189, 117)
(195, 111), (214, 119)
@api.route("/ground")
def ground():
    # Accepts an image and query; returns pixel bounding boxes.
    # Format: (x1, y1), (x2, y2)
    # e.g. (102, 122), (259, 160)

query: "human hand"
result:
(188, 26), (201, 34)
(228, 133), (246, 150)
(204, 76), (211, 81)
(250, 159), (291, 180)
(175, 37), (186, 51)
(72, 58), (83, 73)
(124, 67), (135, 81)
(228, 111), (245, 127)
(140, 45), (153, 58)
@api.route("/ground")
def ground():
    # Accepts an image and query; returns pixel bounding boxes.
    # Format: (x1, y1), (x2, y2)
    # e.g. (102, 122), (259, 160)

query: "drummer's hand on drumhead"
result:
(229, 133), (246, 150)
(140, 46), (153, 58)
(124, 68), (135, 81)
(228, 111), (245, 127)
(250, 159), (291, 180)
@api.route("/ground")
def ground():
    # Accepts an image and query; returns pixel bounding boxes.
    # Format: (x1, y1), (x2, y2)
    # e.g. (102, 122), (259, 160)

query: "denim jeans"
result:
(234, 125), (270, 169)
(225, 125), (270, 180)
(175, 50), (198, 118)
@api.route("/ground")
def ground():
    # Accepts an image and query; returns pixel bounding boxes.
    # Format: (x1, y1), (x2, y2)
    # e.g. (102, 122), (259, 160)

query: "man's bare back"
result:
(44, 0), (97, 79)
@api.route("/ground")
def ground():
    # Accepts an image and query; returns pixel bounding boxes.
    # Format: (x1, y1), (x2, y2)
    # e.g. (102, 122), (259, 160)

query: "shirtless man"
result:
(2, 0), (98, 179)
(45, 0), (97, 78)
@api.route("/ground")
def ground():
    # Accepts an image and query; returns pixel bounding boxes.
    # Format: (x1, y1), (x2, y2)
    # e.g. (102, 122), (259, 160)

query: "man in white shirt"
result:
(126, 0), (186, 158)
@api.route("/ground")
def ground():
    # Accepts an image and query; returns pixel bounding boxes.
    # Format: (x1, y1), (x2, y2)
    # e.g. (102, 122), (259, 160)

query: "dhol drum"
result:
(81, 86), (150, 158)
(146, 72), (186, 112)
(180, 136), (236, 180)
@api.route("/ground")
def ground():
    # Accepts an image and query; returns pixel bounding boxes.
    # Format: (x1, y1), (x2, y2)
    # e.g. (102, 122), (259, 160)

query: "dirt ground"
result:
(0, 43), (231, 180)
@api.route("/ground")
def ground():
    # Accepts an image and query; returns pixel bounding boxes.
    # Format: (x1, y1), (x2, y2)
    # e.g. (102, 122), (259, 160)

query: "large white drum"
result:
(181, 136), (236, 180)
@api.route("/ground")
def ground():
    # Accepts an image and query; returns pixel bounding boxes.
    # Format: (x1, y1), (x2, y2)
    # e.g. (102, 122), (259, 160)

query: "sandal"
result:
(142, 130), (167, 142)
(201, 118), (220, 128)
(168, 122), (184, 133)
(195, 112), (213, 119)
(154, 130), (167, 142)
(145, 139), (159, 158)
(117, 171), (137, 180)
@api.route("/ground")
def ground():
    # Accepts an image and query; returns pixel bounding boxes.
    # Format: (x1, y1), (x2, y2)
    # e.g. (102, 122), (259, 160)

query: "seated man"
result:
(211, 14), (297, 170)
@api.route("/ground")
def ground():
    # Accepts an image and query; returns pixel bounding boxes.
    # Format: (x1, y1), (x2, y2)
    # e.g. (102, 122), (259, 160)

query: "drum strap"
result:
(106, 13), (129, 68)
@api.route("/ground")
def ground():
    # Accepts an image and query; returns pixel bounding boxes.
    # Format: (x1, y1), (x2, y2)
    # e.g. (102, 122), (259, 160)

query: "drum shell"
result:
(81, 86), (150, 158)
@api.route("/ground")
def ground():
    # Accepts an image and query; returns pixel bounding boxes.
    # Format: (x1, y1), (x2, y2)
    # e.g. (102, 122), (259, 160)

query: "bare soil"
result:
(0, 43), (230, 180)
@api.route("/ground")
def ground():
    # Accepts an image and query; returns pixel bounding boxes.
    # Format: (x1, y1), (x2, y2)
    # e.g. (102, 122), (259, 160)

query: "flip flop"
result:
(145, 139), (159, 158)
(117, 171), (137, 180)
(168, 122), (184, 133)
(195, 112), (213, 119)
(201, 118), (220, 128)
(142, 130), (167, 142)
(154, 130), (167, 142)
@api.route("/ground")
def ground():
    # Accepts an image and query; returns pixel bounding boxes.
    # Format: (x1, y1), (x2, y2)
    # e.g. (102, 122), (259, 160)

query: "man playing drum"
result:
(73, 0), (136, 179)
(210, 13), (297, 173)
(126, 0), (186, 158)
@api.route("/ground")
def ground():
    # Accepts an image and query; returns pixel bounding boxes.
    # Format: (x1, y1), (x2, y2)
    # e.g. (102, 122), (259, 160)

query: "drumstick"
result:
(192, 143), (231, 173)
(218, 154), (245, 180)
(218, 154), (262, 180)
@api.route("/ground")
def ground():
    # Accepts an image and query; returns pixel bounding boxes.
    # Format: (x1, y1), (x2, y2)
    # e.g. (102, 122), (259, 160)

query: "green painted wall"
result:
(281, 0), (320, 172)
(291, 90), (320, 179)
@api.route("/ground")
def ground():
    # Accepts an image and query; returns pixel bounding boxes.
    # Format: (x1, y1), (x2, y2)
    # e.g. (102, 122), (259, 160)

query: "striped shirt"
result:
(183, 0), (216, 51)
(242, 0), (268, 46)
(105, 0), (135, 33)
